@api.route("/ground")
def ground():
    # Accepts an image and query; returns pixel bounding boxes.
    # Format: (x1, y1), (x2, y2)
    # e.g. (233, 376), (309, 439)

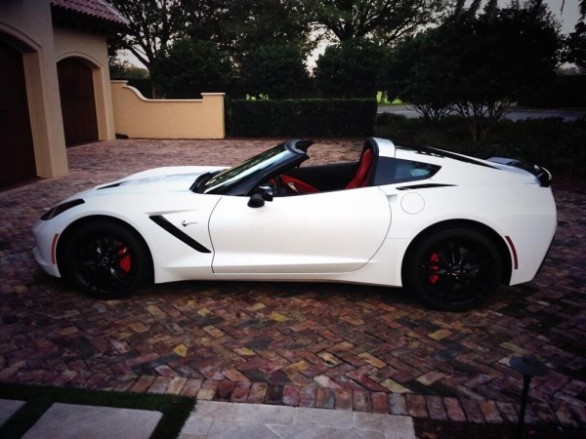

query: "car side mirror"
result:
(248, 186), (273, 208)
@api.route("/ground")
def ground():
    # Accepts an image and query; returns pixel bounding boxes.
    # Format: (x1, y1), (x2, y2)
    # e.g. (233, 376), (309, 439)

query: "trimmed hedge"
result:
(227, 99), (378, 137)
(518, 75), (586, 108)
(374, 114), (586, 181)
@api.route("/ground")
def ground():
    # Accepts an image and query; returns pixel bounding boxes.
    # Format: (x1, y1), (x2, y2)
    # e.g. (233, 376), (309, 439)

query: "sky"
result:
(459, 1), (581, 33)
(497, 0), (581, 33)
(544, 0), (581, 33)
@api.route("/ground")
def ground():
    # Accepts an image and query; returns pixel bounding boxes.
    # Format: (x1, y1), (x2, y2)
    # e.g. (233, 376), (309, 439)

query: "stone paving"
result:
(0, 398), (416, 439)
(0, 139), (584, 429)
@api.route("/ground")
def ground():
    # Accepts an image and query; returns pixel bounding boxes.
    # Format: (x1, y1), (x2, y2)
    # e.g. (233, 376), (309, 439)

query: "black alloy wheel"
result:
(59, 219), (150, 299)
(404, 227), (502, 311)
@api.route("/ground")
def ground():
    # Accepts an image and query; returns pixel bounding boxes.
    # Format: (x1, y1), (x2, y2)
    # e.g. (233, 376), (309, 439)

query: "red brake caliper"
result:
(428, 252), (440, 284)
(118, 245), (132, 273)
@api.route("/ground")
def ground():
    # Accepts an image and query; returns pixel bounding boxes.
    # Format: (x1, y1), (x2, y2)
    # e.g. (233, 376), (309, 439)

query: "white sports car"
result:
(33, 138), (556, 311)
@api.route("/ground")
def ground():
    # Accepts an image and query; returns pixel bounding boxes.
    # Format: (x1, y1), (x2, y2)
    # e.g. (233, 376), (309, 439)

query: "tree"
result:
(182, 0), (229, 42)
(108, 0), (194, 97)
(110, 1), (313, 97)
(109, 60), (149, 80)
(562, 0), (586, 72)
(454, 0), (559, 138)
(384, 30), (456, 122)
(564, 22), (586, 72)
(304, 0), (446, 43)
(109, 1), (236, 97)
(238, 43), (311, 99)
(388, 0), (560, 142)
(210, 0), (312, 61)
(151, 39), (233, 98)
(315, 39), (387, 98)
(108, 0), (187, 72)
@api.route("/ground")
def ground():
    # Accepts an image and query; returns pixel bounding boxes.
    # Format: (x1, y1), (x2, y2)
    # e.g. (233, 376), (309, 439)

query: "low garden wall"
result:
(111, 80), (225, 139)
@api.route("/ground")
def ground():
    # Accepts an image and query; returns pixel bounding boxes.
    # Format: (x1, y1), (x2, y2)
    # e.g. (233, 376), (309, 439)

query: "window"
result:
(373, 157), (440, 186)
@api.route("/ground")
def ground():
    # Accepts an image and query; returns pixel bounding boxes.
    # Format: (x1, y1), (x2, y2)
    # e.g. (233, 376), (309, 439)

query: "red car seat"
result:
(345, 147), (374, 189)
(280, 175), (319, 194)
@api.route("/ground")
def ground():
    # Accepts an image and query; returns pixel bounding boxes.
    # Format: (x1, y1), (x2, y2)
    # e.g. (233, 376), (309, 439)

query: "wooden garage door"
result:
(58, 58), (98, 147)
(0, 41), (37, 189)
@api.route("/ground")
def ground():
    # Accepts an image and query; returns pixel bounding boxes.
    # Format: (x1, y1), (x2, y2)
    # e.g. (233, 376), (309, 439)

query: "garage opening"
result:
(57, 58), (98, 147)
(0, 40), (37, 189)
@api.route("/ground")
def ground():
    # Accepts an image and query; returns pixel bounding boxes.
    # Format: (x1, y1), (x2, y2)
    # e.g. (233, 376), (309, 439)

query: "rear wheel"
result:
(59, 219), (151, 299)
(404, 227), (502, 311)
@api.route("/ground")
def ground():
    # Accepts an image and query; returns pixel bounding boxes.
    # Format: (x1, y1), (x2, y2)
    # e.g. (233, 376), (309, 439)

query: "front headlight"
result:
(41, 199), (85, 220)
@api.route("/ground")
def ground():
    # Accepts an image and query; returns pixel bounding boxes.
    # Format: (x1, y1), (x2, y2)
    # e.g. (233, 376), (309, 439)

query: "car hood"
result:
(86, 166), (227, 196)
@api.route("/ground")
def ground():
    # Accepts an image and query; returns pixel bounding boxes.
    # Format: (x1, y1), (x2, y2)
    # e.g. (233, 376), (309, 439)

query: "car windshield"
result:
(202, 144), (294, 194)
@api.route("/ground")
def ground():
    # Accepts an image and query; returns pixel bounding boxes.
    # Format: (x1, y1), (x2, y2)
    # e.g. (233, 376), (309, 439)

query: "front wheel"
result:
(59, 219), (151, 299)
(403, 228), (502, 311)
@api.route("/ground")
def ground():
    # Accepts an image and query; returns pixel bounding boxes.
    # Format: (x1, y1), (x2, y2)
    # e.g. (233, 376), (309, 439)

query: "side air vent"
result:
(98, 183), (122, 189)
(150, 215), (211, 253)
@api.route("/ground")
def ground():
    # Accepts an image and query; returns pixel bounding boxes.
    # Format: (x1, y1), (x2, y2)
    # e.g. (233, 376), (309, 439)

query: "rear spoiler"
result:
(488, 157), (552, 188)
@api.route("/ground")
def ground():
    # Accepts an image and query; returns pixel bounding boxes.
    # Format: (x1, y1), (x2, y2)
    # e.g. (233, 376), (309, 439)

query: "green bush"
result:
(518, 75), (586, 108)
(228, 99), (378, 137)
(238, 43), (311, 99)
(125, 78), (153, 99)
(374, 114), (586, 180)
(315, 39), (387, 99)
(152, 39), (233, 99)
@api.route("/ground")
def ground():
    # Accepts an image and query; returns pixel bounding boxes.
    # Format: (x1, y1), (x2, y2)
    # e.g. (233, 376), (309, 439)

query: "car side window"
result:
(373, 157), (440, 185)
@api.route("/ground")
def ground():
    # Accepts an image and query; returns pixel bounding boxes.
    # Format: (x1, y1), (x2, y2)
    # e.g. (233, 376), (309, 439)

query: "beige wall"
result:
(1, 0), (119, 181)
(0, 0), (69, 178)
(53, 27), (116, 142)
(111, 81), (225, 139)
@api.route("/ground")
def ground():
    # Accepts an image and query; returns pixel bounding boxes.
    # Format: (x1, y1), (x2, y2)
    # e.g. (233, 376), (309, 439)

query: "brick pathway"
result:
(0, 139), (584, 428)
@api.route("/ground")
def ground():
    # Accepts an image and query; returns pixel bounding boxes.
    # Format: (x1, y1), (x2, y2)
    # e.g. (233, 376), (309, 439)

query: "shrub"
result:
(228, 99), (377, 137)
(374, 114), (586, 181)
(315, 39), (387, 99)
(125, 78), (153, 99)
(238, 43), (311, 99)
(152, 39), (233, 99)
(518, 75), (586, 108)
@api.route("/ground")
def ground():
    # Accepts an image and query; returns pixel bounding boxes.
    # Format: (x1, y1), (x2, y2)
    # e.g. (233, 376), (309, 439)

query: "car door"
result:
(209, 187), (391, 274)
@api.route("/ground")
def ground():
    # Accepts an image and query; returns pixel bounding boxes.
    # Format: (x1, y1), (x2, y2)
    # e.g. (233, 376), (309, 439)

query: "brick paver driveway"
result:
(1, 139), (584, 427)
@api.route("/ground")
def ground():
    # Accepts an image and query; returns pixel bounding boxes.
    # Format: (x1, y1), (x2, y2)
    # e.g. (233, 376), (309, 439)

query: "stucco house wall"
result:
(1, 0), (226, 188)
(0, 0), (125, 186)
(0, 0), (69, 179)
(53, 27), (116, 142)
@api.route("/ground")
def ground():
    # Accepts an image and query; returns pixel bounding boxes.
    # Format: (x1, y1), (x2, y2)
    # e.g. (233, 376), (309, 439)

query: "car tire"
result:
(59, 219), (151, 299)
(404, 227), (502, 311)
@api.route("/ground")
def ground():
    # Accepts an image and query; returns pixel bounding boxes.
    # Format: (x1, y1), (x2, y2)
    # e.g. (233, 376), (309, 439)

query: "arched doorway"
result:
(57, 58), (99, 146)
(0, 40), (37, 189)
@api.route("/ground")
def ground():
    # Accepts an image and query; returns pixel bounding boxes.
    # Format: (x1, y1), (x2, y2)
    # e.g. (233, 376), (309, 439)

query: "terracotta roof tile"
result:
(50, 0), (128, 26)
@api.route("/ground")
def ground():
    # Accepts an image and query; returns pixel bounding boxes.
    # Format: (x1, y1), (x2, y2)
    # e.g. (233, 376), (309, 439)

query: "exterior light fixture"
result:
(509, 354), (549, 439)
